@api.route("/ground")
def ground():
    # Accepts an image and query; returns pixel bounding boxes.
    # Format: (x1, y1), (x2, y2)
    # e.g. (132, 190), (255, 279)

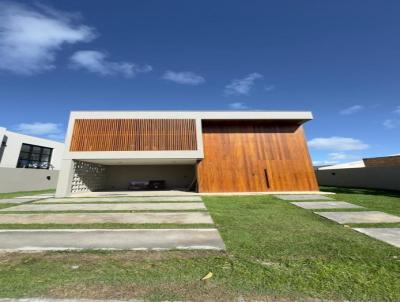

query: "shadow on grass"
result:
(321, 186), (400, 198)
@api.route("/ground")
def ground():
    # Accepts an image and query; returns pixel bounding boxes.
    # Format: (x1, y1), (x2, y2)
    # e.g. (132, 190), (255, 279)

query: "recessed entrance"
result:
(71, 159), (197, 194)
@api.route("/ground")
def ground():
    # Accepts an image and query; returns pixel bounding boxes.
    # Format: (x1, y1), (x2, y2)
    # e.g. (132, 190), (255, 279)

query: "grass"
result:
(322, 186), (400, 216)
(0, 189), (55, 199)
(0, 188), (399, 301)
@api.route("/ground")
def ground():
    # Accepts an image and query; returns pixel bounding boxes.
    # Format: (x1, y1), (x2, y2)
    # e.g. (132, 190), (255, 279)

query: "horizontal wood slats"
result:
(197, 120), (318, 192)
(70, 119), (197, 151)
(363, 155), (400, 167)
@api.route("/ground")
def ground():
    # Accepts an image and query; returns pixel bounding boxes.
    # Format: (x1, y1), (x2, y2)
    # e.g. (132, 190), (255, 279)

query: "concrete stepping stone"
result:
(315, 211), (400, 224)
(0, 198), (39, 204)
(35, 196), (203, 203)
(0, 202), (206, 212)
(275, 194), (333, 201)
(0, 212), (214, 224)
(291, 201), (363, 209)
(0, 229), (225, 251)
(14, 196), (50, 199)
(353, 228), (400, 248)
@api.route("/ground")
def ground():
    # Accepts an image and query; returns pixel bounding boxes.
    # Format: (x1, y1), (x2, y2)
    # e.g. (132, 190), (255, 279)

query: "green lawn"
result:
(0, 189), (399, 301)
(0, 189), (55, 199)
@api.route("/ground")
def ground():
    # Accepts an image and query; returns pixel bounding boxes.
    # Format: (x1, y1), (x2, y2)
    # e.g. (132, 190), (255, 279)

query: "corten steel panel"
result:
(197, 120), (318, 192)
(70, 119), (197, 151)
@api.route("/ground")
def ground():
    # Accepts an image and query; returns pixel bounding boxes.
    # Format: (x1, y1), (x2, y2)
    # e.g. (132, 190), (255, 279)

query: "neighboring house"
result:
(0, 127), (65, 193)
(316, 154), (400, 191)
(56, 111), (318, 197)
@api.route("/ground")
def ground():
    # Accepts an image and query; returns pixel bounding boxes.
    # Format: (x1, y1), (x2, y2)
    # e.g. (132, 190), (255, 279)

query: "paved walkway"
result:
(0, 212), (214, 224)
(315, 211), (400, 224)
(0, 229), (225, 251)
(0, 198), (38, 204)
(291, 201), (363, 209)
(275, 194), (333, 201)
(353, 228), (400, 248)
(284, 194), (400, 248)
(0, 202), (206, 212)
(0, 194), (225, 251)
(35, 196), (203, 203)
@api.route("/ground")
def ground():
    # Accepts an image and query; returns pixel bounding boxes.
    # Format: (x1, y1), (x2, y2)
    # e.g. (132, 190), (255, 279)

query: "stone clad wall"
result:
(71, 160), (107, 193)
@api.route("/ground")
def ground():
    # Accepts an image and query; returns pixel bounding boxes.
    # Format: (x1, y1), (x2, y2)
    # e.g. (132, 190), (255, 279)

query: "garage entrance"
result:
(104, 164), (196, 192)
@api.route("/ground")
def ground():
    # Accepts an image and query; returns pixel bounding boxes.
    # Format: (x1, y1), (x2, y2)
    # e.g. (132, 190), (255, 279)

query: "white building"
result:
(0, 127), (64, 169)
(0, 127), (64, 193)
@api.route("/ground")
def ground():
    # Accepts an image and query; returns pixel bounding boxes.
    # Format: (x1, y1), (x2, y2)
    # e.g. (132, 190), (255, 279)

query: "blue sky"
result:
(0, 0), (399, 165)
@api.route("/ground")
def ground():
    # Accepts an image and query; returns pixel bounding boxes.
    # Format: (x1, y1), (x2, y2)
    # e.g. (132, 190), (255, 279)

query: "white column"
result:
(55, 159), (74, 197)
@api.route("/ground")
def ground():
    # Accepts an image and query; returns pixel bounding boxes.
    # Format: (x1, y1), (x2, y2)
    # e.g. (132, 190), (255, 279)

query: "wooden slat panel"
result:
(197, 120), (318, 192)
(363, 155), (400, 167)
(70, 119), (197, 151)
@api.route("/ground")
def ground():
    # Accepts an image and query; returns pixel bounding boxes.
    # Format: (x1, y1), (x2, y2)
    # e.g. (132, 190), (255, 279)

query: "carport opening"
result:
(105, 164), (197, 192)
(71, 160), (198, 194)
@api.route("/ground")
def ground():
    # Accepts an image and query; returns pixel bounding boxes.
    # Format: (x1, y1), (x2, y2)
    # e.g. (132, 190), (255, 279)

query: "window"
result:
(17, 143), (53, 169)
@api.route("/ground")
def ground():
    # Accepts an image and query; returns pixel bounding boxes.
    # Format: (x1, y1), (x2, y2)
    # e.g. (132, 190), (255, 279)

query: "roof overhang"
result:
(69, 111), (313, 124)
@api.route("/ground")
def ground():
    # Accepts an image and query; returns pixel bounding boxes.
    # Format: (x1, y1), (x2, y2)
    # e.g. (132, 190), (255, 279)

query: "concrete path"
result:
(0, 212), (214, 224)
(315, 211), (400, 224)
(353, 228), (400, 248)
(291, 201), (363, 209)
(0, 202), (206, 212)
(72, 190), (199, 197)
(0, 198), (37, 204)
(36, 196), (203, 203)
(275, 194), (333, 201)
(14, 196), (51, 199)
(0, 229), (225, 251)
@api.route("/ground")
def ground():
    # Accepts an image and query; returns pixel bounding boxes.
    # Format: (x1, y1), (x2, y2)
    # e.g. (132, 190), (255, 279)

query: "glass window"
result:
(21, 144), (31, 152)
(17, 143), (53, 169)
(32, 146), (41, 154)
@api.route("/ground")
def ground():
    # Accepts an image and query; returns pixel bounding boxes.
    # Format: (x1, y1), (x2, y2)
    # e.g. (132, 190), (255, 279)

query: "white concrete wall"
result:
(0, 167), (59, 193)
(316, 166), (400, 191)
(105, 165), (196, 190)
(0, 128), (64, 169)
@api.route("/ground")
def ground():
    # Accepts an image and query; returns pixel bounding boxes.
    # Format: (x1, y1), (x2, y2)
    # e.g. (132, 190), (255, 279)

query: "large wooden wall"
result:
(70, 119), (197, 151)
(197, 120), (318, 192)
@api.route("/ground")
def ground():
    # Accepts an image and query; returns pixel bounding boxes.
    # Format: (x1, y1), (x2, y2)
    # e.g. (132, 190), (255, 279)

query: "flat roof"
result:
(69, 111), (313, 122)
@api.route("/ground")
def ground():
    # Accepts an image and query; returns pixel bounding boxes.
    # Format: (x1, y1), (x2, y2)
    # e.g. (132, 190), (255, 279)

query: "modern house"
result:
(0, 127), (64, 193)
(56, 111), (318, 197)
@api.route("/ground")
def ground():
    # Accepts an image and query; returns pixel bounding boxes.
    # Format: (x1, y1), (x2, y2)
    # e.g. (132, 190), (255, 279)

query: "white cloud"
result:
(16, 122), (64, 140)
(394, 106), (400, 114)
(229, 102), (249, 110)
(308, 137), (369, 151)
(162, 71), (205, 85)
(313, 152), (361, 167)
(224, 73), (263, 96)
(328, 152), (349, 160)
(70, 50), (152, 78)
(312, 160), (339, 166)
(339, 105), (364, 115)
(0, 2), (96, 75)
(264, 85), (275, 92)
(383, 119), (400, 129)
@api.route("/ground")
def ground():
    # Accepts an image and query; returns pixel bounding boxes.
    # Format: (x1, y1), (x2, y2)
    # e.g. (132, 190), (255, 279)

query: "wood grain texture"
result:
(197, 120), (318, 192)
(363, 155), (400, 167)
(70, 119), (197, 151)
